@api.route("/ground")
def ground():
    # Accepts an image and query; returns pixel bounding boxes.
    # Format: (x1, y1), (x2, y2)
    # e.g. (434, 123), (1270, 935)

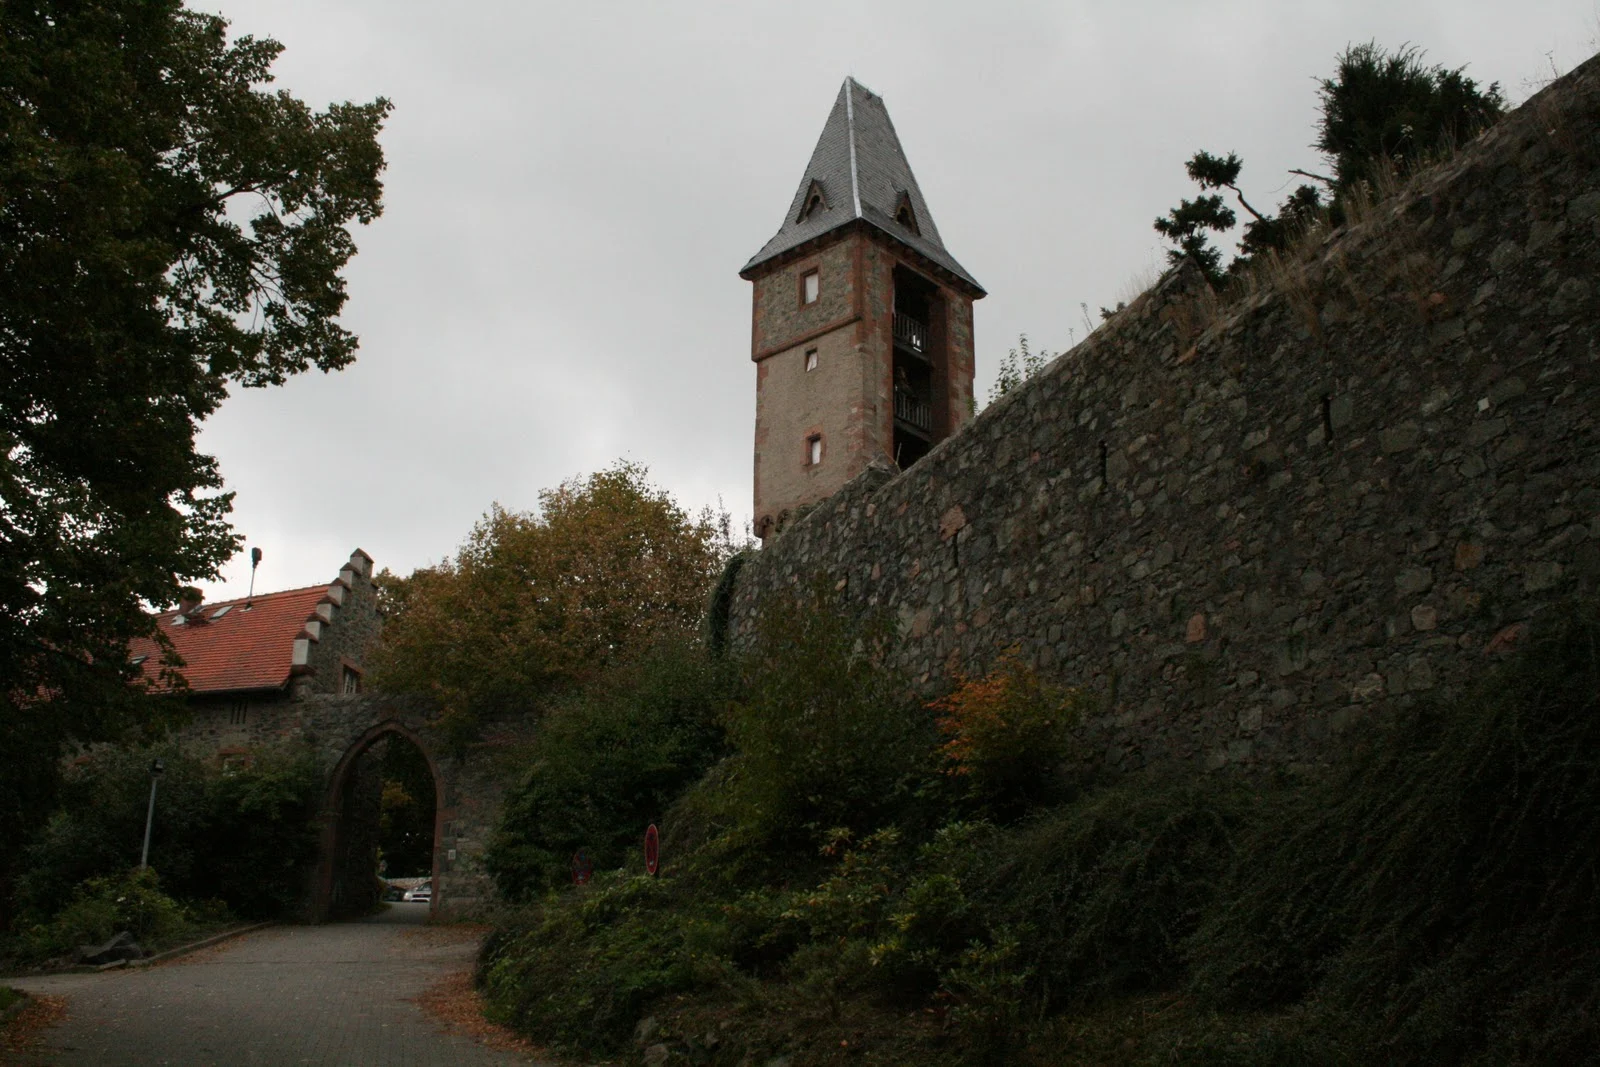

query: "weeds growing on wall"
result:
(1190, 600), (1600, 1065)
(478, 595), (1600, 1066)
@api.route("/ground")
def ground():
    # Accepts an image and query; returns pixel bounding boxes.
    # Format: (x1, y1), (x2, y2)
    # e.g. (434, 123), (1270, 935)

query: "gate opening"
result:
(316, 723), (440, 921)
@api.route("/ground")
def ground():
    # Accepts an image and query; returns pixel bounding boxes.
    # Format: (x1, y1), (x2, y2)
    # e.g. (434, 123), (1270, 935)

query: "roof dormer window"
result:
(893, 191), (919, 234)
(798, 178), (829, 222)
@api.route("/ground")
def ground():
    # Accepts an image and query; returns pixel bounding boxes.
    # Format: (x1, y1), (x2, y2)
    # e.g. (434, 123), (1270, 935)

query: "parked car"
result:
(403, 882), (432, 902)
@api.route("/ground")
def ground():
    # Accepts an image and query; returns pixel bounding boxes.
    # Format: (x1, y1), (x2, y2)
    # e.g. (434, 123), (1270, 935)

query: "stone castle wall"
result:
(728, 57), (1600, 775)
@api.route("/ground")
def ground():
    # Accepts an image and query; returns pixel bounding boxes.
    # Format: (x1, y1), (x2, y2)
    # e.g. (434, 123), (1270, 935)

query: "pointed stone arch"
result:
(312, 717), (446, 922)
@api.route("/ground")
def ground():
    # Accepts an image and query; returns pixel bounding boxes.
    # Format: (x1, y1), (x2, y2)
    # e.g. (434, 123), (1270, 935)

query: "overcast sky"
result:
(188, 0), (1590, 601)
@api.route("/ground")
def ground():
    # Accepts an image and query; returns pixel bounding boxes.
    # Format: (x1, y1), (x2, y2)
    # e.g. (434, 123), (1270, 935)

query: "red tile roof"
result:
(130, 583), (334, 695)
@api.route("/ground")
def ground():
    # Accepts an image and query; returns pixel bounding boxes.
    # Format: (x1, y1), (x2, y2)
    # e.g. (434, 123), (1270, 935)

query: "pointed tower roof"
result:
(741, 78), (984, 296)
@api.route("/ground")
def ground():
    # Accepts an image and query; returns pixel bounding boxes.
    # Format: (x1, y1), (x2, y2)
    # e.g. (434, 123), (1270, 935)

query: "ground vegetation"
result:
(474, 590), (1600, 1066)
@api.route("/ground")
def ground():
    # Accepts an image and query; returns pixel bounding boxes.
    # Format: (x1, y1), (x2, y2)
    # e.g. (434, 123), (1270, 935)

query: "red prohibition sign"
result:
(644, 823), (660, 876)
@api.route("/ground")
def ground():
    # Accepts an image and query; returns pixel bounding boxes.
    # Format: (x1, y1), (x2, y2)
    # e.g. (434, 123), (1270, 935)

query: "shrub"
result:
(930, 648), (1086, 817)
(485, 639), (729, 899)
(24, 868), (189, 958)
(478, 873), (711, 1055)
(16, 749), (212, 921)
(198, 747), (323, 917)
(974, 778), (1250, 1005)
(17, 743), (321, 922)
(714, 583), (940, 865)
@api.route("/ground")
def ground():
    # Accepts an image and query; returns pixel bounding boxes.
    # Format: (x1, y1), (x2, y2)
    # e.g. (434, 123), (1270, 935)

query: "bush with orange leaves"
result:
(930, 649), (1086, 816)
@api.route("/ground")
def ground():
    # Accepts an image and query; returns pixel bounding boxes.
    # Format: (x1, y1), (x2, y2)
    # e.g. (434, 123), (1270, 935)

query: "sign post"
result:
(570, 849), (593, 886)
(644, 823), (660, 877)
(139, 759), (165, 869)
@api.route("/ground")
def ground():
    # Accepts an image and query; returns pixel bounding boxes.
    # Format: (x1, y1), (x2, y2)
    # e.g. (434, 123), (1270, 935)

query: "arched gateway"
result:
(315, 719), (444, 921)
(149, 550), (520, 920)
(188, 691), (516, 920)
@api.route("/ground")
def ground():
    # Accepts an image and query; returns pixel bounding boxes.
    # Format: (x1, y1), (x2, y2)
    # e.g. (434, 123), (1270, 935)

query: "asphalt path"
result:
(6, 904), (543, 1066)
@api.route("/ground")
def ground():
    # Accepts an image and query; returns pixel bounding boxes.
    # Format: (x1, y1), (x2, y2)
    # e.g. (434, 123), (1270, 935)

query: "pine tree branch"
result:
(1289, 168), (1337, 188)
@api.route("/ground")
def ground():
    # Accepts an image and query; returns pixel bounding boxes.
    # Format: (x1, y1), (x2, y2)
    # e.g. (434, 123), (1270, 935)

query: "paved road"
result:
(7, 905), (544, 1066)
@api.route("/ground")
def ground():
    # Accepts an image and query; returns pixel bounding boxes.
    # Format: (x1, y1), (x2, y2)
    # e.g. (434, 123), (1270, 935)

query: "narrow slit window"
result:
(807, 435), (823, 466)
(805, 348), (818, 372)
(802, 270), (819, 305)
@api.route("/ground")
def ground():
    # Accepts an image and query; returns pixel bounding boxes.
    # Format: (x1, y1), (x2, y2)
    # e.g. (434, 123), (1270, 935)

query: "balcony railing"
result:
(892, 311), (926, 354)
(894, 388), (931, 434)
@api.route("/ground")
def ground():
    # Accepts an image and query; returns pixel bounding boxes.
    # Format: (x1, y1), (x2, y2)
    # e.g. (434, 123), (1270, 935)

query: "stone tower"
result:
(742, 78), (985, 541)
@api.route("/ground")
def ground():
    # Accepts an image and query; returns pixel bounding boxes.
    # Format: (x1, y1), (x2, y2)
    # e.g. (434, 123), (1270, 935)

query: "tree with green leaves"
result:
(1154, 151), (1324, 284)
(371, 462), (735, 749)
(1155, 42), (1503, 283)
(1317, 41), (1505, 196)
(0, 0), (389, 922)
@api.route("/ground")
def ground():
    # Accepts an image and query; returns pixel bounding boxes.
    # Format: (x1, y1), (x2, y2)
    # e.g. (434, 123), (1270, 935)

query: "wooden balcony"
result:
(894, 387), (931, 435)
(892, 311), (926, 355)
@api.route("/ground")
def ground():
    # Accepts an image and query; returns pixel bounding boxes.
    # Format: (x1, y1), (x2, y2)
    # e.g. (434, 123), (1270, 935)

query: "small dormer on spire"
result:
(893, 190), (919, 234)
(798, 178), (830, 222)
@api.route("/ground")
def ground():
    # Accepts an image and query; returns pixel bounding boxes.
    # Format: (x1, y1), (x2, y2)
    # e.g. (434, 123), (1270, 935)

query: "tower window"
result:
(801, 270), (819, 305)
(807, 435), (823, 466)
(342, 665), (361, 694)
(805, 348), (818, 372)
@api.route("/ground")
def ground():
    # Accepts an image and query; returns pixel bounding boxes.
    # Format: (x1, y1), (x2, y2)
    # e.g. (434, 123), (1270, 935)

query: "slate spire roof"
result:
(741, 78), (984, 295)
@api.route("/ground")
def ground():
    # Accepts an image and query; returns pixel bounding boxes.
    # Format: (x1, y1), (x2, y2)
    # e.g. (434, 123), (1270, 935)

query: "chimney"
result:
(177, 587), (204, 621)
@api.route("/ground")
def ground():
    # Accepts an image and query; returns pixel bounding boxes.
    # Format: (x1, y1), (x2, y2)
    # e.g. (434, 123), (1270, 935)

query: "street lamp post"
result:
(139, 758), (165, 870)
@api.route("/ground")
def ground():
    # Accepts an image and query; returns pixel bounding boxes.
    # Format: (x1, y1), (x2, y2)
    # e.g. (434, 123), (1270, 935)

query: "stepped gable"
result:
(131, 549), (374, 695)
(741, 77), (983, 295)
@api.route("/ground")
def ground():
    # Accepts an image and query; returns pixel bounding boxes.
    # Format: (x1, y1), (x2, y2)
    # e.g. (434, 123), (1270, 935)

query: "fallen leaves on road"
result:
(414, 965), (549, 1060)
(0, 993), (67, 1064)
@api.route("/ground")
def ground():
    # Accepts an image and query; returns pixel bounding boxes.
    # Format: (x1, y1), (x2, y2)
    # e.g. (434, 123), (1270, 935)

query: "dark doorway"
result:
(377, 736), (435, 881)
